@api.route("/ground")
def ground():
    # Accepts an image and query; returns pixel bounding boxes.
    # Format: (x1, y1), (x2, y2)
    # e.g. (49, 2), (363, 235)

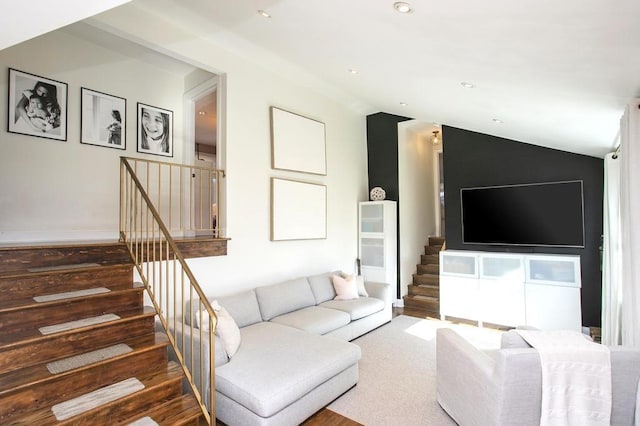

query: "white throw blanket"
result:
(516, 330), (612, 426)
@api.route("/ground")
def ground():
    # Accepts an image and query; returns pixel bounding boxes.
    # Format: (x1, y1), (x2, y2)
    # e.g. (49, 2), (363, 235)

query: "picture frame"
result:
(80, 87), (126, 150)
(137, 102), (173, 157)
(7, 68), (68, 141)
(270, 106), (326, 175)
(271, 177), (327, 241)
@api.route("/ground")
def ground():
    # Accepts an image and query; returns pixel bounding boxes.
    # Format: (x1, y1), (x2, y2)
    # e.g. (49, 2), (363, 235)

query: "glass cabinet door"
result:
(360, 203), (384, 233)
(360, 237), (384, 267)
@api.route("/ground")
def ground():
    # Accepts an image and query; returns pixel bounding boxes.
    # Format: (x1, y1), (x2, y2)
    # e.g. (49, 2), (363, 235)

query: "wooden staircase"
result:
(403, 236), (444, 317)
(0, 241), (204, 425)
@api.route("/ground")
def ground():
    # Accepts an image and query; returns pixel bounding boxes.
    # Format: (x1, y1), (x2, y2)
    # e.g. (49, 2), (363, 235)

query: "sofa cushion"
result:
(320, 297), (385, 320)
(255, 277), (316, 321)
(215, 322), (361, 418)
(184, 289), (262, 329)
(270, 306), (351, 335)
(307, 271), (339, 304)
(216, 289), (263, 328)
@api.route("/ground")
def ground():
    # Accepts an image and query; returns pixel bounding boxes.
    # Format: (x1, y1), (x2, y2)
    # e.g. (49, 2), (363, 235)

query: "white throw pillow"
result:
(355, 275), (368, 297)
(196, 300), (241, 358)
(339, 271), (368, 297)
(332, 274), (359, 300)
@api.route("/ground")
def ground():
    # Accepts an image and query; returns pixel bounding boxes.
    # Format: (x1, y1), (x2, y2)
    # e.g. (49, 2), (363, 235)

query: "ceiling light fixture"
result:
(431, 130), (440, 145)
(492, 118), (503, 124)
(348, 68), (359, 74)
(393, 2), (413, 13)
(400, 102), (408, 107)
(258, 10), (271, 18)
(461, 82), (475, 89)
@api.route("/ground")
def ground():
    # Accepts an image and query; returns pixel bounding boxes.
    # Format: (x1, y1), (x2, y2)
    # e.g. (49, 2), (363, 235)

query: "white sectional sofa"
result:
(175, 271), (392, 425)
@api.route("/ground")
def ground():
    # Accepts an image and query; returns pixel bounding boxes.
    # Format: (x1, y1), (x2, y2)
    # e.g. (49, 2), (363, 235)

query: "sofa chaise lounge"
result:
(175, 271), (392, 425)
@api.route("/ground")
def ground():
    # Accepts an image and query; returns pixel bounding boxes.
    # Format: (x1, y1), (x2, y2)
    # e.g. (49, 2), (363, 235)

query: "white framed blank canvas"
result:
(271, 178), (327, 241)
(270, 106), (326, 175)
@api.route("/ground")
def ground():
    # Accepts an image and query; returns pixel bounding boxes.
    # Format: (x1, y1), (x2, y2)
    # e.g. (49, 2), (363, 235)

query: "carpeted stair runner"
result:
(127, 416), (159, 426)
(39, 313), (120, 335)
(27, 263), (101, 272)
(34, 287), (110, 303)
(46, 343), (133, 374)
(51, 377), (145, 421)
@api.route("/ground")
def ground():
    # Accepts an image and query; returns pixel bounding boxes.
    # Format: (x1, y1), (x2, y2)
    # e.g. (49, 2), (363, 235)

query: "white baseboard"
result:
(393, 298), (404, 307)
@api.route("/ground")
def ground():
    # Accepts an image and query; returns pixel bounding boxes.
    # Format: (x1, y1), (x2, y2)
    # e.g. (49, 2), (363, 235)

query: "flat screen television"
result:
(460, 180), (585, 248)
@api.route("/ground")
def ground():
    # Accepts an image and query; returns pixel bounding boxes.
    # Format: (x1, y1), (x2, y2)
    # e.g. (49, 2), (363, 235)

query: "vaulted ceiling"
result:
(5, 0), (640, 158)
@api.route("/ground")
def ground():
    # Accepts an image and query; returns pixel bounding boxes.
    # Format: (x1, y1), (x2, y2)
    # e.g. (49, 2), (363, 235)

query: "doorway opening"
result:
(185, 77), (224, 237)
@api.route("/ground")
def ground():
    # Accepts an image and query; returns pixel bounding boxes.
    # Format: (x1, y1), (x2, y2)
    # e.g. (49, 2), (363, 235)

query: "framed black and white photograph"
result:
(137, 102), (173, 157)
(7, 68), (67, 141)
(80, 88), (126, 150)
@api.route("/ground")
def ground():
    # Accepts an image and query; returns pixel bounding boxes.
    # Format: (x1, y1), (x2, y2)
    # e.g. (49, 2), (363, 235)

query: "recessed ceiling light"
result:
(492, 118), (503, 124)
(460, 82), (475, 89)
(400, 102), (408, 107)
(258, 10), (271, 18)
(348, 68), (359, 74)
(393, 2), (413, 13)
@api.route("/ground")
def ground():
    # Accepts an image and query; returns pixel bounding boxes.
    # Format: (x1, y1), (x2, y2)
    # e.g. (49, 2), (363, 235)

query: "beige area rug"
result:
(328, 315), (503, 426)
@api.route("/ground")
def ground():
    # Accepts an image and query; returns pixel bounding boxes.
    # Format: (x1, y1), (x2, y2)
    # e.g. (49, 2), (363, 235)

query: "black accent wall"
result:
(366, 113), (412, 299)
(442, 126), (604, 326)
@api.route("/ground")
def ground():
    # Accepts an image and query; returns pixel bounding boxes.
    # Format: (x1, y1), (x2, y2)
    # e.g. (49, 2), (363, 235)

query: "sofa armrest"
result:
(364, 281), (391, 307)
(436, 328), (500, 425)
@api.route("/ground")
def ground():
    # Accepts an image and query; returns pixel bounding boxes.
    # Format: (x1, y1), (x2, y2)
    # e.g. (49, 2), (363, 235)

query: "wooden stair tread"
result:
(0, 283), (142, 312)
(126, 394), (203, 425)
(9, 361), (183, 425)
(0, 306), (155, 348)
(0, 262), (132, 282)
(0, 241), (132, 275)
(406, 294), (439, 301)
(0, 332), (167, 395)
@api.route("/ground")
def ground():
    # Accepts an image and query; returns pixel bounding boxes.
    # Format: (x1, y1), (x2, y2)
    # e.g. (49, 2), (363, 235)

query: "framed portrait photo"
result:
(80, 88), (126, 150)
(137, 102), (173, 157)
(7, 68), (68, 141)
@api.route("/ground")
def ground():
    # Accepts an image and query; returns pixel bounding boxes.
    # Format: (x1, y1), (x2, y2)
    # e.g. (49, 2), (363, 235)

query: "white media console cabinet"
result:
(439, 250), (582, 331)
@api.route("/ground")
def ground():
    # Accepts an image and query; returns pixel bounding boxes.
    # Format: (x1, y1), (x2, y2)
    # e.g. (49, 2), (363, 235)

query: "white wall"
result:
(398, 121), (437, 300)
(0, 30), (188, 242)
(0, 5), (369, 297)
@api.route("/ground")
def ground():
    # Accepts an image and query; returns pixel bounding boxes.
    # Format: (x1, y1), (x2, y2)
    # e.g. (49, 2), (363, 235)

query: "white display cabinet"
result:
(439, 251), (479, 321)
(440, 250), (581, 331)
(478, 254), (526, 327)
(524, 255), (582, 331)
(358, 201), (397, 288)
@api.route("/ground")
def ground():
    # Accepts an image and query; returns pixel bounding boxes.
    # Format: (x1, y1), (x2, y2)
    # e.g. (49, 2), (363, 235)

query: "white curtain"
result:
(619, 101), (640, 347)
(601, 152), (621, 345)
